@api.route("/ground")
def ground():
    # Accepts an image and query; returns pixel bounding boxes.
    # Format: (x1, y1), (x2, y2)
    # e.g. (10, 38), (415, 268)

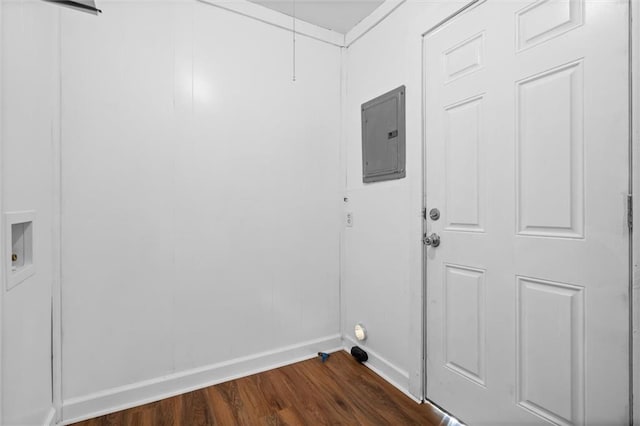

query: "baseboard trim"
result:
(342, 336), (421, 403)
(43, 407), (56, 426)
(63, 334), (342, 425)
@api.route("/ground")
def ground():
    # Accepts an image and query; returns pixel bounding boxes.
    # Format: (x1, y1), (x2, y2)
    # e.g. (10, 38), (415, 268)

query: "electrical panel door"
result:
(361, 86), (406, 183)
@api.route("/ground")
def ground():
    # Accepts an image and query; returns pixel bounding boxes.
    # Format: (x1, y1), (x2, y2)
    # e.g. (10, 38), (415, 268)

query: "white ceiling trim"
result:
(196, 0), (345, 47)
(196, 0), (406, 48)
(344, 0), (406, 47)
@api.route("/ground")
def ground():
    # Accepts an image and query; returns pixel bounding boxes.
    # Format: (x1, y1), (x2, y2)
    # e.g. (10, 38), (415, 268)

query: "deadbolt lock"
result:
(11, 253), (17, 262)
(423, 233), (441, 247)
(429, 208), (440, 221)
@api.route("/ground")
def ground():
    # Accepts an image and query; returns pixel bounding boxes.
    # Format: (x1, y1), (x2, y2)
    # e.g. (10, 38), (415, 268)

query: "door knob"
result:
(423, 233), (440, 247)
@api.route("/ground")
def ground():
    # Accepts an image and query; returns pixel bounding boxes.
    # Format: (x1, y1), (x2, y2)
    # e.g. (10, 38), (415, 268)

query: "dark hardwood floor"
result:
(72, 350), (454, 425)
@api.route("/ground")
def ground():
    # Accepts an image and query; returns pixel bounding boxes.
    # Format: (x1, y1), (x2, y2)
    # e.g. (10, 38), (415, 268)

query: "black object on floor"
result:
(318, 352), (330, 363)
(350, 346), (368, 363)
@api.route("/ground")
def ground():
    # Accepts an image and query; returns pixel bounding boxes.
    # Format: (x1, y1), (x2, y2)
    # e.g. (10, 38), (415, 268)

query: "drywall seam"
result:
(339, 46), (348, 346)
(62, 334), (342, 425)
(341, 336), (416, 402)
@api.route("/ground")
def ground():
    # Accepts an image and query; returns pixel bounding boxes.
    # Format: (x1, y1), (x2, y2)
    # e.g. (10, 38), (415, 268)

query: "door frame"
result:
(631, 0), (639, 422)
(420, 0), (638, 422)
(0, 0), (4, 421)
(52, 6), (63, 423)
(420, 1), (485, 408)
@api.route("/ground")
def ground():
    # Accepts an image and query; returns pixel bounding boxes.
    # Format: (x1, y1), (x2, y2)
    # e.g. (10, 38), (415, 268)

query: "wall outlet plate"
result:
(5, 211), (36, 290)
(346, 212), (354, 228)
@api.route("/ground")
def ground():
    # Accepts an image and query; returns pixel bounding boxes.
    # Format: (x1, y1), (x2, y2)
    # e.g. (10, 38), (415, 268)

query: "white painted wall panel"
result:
(1, 0), (59, 424)
(60, 2), (176, 399)
(60, 0), (341, 404)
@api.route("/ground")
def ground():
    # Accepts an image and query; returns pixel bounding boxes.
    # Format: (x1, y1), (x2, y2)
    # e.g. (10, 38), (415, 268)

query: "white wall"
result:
(342, 0), (470, 398)
(1, 0), (59, 424)
(1, 0), (636, 422)
(60, 0), (342, 420)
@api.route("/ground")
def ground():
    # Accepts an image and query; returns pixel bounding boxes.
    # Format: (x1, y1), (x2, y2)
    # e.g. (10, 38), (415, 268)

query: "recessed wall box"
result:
(361, 85), (406, 183)
(5, 211), (35, 290)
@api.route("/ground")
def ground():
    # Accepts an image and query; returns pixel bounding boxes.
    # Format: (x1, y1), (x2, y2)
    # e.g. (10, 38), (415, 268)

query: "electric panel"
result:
(361, 85), (406, 183)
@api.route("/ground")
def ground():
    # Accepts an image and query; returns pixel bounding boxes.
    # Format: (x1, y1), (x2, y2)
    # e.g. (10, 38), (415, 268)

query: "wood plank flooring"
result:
(72, 351), (454, 425)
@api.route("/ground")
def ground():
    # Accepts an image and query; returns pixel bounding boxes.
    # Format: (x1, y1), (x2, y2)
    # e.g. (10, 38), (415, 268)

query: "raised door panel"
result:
(444, 95), (485, 232)
(517, 61), (584, 238)
(517, 276), (585, 426)
(444, 264), (486, 386)
(444, 32), (485, 83)
(516, 0), (584, 51)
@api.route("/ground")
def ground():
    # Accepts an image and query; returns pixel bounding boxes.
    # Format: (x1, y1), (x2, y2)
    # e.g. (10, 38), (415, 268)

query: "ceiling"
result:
(248, 0), (385, 34)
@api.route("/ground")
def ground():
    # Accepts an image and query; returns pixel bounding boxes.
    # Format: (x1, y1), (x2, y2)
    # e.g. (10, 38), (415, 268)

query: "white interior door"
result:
(423, 1), (630, 424)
